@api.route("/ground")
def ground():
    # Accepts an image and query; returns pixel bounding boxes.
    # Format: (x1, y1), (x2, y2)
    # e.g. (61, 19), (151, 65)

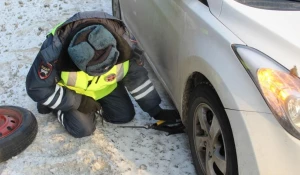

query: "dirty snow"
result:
(0, 0), (195, 175)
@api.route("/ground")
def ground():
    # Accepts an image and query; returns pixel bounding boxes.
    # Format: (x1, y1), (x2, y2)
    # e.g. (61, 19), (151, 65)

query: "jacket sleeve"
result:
(26, 35), (82, 111)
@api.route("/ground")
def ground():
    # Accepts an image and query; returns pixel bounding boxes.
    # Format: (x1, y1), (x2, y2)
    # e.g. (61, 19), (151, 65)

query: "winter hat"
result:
(68, 25), (119, 76)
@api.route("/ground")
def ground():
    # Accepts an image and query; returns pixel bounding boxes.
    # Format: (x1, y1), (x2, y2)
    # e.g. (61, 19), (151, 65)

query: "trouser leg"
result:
(122, 60), (162, 117)
(55, 109), (96, 138)
(98, 82), (135, 124)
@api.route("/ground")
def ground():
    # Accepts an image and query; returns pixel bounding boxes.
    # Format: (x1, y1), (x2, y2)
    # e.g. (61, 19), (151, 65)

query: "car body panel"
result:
(120, 0), (184, 97)
(219, 0), (300, 71)
(176, 1), (271, 114)
(227, 109), (300, 174)
(207, 0), (223, 17)
(121, 0), (271, 113)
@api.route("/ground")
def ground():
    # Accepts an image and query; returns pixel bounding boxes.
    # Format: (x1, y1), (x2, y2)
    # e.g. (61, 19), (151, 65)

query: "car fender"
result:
(207, 0), (223, 17)
(179, 51), (271, 113)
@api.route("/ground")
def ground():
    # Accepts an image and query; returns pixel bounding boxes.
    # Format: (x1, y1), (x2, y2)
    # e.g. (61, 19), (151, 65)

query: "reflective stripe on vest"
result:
(58, 61), (129, 100)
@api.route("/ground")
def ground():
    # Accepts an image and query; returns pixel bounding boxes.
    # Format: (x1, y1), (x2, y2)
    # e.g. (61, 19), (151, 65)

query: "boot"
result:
(153, 109), (181, 121)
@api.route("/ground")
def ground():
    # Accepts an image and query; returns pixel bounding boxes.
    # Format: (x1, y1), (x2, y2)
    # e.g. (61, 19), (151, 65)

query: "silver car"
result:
(113, 0), (300, 174)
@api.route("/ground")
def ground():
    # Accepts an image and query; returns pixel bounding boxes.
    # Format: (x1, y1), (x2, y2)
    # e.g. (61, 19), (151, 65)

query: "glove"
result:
(78, 95), (101, 114)
(37, 103), (52, 114)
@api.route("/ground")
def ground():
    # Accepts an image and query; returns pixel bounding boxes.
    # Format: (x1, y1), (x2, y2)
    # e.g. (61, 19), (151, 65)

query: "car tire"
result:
(0, 106), (38, 162)
(112, 0), (121, 20)
(187, 83), (238, 175)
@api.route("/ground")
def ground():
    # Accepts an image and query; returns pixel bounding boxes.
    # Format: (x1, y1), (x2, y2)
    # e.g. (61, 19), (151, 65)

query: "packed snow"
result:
(0, 0), (195, 174)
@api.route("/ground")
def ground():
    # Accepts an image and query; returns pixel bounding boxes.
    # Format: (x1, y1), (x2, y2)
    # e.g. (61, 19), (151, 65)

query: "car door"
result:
(120, 0), (185, 101)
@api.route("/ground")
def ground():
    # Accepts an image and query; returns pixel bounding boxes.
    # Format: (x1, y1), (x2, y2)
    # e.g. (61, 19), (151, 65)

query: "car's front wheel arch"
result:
(182, 72), (210, 126)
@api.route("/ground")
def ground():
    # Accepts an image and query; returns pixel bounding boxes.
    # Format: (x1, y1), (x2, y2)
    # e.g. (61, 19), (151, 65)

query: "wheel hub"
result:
(0, 110), (21, 138)
(193, 103), (227, 175)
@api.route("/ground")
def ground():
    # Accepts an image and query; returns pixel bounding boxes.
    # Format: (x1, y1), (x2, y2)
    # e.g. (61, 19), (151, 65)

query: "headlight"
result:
(232, 44), (300, 139)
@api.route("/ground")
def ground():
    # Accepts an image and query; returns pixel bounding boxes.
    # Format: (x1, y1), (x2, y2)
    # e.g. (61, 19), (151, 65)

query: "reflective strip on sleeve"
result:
(130, 80), (151, 94)
(43, 85), (60, 106)
(134, 86), (154, 100)
(50, 86), (64, 109)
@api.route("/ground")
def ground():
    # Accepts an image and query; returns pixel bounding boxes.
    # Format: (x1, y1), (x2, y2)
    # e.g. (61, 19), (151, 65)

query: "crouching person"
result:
(26, 11), (180, 138)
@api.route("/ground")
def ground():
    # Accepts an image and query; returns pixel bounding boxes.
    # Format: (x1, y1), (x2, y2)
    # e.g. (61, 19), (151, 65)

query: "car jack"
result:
(119, 120), (185, 136)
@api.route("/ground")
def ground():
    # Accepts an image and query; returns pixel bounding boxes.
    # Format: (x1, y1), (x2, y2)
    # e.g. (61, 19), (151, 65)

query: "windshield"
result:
(234, 0), (300, 11)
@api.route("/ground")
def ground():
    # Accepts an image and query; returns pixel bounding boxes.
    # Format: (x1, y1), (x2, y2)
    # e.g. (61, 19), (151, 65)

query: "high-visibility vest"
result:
(48, 13), (131, 100)
(58, 61), (129, 100)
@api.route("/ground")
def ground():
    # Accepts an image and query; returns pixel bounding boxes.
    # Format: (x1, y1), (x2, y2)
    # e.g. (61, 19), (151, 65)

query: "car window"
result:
(234, 0), (300, 11)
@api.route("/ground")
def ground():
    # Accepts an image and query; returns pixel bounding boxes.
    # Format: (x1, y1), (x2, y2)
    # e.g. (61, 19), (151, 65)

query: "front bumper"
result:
(226, 109), (300, 174)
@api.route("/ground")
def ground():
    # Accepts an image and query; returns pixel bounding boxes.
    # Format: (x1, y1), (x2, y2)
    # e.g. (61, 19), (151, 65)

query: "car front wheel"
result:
(187, 83), (238, 175)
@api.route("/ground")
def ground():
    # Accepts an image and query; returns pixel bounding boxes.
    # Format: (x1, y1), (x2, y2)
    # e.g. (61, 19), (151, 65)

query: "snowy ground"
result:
(0, 0), (195, 175)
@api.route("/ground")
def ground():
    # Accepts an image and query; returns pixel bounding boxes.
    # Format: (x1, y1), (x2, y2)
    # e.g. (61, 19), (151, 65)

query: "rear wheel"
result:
(0, 106), (38, 162)
(187, 84), (238, 175)
(112, 0), (121, 19)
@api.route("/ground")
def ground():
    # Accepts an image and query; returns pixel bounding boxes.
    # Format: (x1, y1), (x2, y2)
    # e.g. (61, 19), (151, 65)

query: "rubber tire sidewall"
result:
(187, 84), (238, 175)
(0, 106), (38, 162)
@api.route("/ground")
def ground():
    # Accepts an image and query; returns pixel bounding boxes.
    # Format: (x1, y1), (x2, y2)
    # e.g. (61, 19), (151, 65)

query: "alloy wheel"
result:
(193, 103), (227, 175)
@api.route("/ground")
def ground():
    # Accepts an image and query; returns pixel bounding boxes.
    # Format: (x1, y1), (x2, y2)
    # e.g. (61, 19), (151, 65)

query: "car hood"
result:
(219, 0), (300, 71)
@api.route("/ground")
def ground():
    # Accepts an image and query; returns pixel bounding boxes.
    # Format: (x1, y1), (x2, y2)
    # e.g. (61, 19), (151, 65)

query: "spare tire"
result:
(0, 106), (38, 162)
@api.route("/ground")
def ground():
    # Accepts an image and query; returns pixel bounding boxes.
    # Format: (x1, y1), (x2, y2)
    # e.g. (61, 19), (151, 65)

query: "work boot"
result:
(153, 109), (181, 121)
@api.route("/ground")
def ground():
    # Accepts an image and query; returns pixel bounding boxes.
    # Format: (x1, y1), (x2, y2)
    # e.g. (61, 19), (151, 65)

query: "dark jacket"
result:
(26, 11), (133, 111)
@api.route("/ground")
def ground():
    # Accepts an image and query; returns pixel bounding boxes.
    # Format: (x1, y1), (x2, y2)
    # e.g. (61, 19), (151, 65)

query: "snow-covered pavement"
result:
(0, 0), (195, 174)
